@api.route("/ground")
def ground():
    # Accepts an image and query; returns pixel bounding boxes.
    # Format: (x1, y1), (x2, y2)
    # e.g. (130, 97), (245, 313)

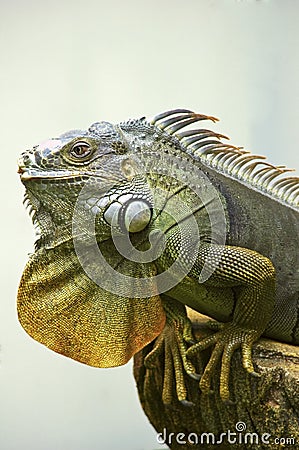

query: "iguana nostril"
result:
(18, 152), (36, 169)
(17, 155), (29, 171)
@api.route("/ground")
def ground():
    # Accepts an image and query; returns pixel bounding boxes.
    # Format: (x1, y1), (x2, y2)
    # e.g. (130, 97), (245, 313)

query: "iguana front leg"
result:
(156, 241), (276, 402)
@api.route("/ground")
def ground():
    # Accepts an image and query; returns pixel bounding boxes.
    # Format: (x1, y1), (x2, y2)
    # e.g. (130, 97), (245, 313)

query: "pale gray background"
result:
(1, 1), (298, 449)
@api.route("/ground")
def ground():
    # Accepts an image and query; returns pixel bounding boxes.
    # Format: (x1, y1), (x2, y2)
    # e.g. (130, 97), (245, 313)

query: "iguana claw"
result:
(144, 298), (198, 405)
(186, 322), (260, 401)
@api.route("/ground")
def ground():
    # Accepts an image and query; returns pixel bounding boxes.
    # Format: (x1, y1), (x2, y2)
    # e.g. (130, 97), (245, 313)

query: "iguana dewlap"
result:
(17, 109), (299, 402)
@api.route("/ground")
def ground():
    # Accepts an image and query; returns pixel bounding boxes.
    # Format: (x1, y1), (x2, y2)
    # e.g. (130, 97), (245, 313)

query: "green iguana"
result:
(17, 109), (299, 404)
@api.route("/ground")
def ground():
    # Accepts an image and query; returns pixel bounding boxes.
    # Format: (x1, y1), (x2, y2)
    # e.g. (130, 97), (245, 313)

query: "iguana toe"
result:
(186, 323), (260, 401)
(144, 302), (198, 404)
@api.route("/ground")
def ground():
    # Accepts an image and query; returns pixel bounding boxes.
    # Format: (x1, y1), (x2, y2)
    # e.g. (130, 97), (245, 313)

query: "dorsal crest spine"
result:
(150, 109), (298, 208)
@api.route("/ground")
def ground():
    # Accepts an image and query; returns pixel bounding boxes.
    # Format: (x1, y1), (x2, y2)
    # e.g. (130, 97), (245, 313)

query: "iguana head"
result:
(18, 120), (156, 247)
(18, 121), (129, 185)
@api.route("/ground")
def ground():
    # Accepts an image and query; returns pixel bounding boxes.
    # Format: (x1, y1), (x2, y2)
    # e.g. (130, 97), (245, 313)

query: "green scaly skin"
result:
(17, 110), (299, 403)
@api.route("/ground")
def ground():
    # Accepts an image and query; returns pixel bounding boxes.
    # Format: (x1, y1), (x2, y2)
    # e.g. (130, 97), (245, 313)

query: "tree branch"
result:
(134, 310), (299, 450)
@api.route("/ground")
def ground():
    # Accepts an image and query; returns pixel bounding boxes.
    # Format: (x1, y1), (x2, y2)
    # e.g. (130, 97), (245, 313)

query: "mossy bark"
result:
(133, 310), (299, 450)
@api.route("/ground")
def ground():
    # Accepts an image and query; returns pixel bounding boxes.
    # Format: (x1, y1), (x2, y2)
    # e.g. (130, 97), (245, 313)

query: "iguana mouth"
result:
(18, 168), (85, 182)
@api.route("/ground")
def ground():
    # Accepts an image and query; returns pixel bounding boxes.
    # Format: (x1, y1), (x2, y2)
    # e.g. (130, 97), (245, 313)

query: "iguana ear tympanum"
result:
(18, 109), (298, 403)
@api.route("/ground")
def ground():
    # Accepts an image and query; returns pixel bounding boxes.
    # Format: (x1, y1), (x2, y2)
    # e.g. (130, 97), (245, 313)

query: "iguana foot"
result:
(144, 299), (198, 405)
(186, 322), (260, 402)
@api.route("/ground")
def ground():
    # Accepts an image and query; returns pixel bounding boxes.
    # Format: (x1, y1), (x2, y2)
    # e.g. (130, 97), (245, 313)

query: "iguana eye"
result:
(69, 141), (92, 159)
